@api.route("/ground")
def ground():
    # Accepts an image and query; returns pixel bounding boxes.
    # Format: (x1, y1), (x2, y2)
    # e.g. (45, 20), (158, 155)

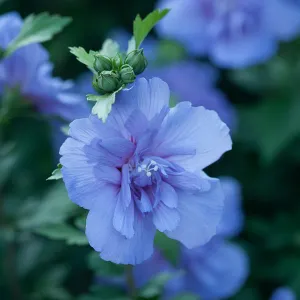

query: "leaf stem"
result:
(126, 265), (137, 299)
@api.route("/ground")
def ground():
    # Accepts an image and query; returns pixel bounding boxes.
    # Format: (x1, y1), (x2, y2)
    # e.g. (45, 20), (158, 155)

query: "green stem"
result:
(126, 265), (137, 299)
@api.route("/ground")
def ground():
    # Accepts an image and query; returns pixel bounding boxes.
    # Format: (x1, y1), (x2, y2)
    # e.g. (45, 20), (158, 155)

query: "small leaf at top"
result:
(5, 12), (72, 57)
(133, 9), (170, 49)
(69, 47), (96, 73)
(100, 39), (120, 58)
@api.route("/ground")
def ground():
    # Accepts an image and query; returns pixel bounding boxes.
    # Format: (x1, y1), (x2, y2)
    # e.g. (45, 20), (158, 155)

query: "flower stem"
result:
(126, 265), (137, 299)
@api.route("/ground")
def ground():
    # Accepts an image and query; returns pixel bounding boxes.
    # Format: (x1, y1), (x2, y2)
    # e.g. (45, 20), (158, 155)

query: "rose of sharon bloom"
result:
(60, 77), (232, 264)
(270, 287), (296, 300)
(156, 0), (300, 68)
(0, 12), (89, 120)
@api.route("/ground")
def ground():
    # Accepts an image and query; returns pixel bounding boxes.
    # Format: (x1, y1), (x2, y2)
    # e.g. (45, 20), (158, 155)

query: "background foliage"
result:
(1, 0), (300, 299)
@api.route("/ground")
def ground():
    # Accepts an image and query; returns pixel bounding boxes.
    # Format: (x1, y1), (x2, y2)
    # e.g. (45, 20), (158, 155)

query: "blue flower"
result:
(60, 77), (232, 264)
(156, 0), (300, 68)
(0, 12), (89, 121)
(144, 61), (237, 129)
(270, 287), (296, 300)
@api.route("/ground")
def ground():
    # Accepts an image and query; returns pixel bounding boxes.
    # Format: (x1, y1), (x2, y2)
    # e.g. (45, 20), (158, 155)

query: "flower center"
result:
(137, 160), (159, 178)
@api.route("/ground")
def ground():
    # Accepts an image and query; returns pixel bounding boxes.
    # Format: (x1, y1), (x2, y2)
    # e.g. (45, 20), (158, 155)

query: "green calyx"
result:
(112, 53), (123, 70)
(93, 54), (113, 73)
(94, 71), (122, 94)
(124, 49), (148, 75)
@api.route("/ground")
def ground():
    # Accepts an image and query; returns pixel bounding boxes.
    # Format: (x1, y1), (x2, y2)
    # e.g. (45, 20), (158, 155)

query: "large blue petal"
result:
(112, 77), (170, 122)
(86, 193), (156, 265)
(165, 176), (224, 248)
(60, 138), (121, 209)
(152, 102), (232, 172)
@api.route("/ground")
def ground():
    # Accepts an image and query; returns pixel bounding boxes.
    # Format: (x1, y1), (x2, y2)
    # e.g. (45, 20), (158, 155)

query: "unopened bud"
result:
(120, 64), (136, 84)
(96, 71), (121, 94)
(94, 55), (112, 73)
(112, 53), (122, 70)
(124, 49), (148, 75)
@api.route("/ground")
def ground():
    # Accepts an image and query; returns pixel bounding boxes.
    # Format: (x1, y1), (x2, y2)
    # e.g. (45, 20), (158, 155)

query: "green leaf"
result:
(133, 9), (170, 49)
(69, 47), (96, 72)
(87, 92), (119, 122)
(139, 272), (175, 298)
(100, 39), (120, 58)
(35, 223), (88, 245)
(5, 12), (72, 57)
(47, 163), (62, 180)
(17, 183), (77, 229)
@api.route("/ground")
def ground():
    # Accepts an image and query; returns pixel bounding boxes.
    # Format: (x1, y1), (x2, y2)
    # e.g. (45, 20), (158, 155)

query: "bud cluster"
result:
(92, 49), (148, 94)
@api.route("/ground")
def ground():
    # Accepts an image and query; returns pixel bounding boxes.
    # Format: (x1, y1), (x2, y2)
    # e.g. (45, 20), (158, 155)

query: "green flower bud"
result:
(124, 49), (148, 75)
(120, 64), (136, 84)
(112, 53), (122, 70)
(94, 54), (112, 73)
(96, 71), (121, 94)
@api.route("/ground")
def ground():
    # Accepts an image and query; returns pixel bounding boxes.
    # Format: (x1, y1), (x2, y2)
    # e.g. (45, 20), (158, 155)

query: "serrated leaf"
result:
(134, 9), (170, 49)
(87, 92), (118, 122)
(100, 39), (120, 57)
(35, 224), (88, 245)
(47, 164), (62, 180)
(5, 12), (71, 57)
(139, 272), (175, 298)
(69, 47), (96, 72)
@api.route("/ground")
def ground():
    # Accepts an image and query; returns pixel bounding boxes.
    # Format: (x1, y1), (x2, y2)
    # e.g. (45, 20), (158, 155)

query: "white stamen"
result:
(137, 167), (142, 173)
(146, 171), (152, 177)
(153, 166), (159, 171)
(141, 164), (147, 169)
(150, 160), (156, 165)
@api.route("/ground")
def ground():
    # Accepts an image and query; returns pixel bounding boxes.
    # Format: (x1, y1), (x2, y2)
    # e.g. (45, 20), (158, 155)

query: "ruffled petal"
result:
(60, 138), (121, 209)
(113, 77), (170, 122)
(86, 193), (156, 264)
(165, 177), (224, 248)
(152, 102), (232, 172)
